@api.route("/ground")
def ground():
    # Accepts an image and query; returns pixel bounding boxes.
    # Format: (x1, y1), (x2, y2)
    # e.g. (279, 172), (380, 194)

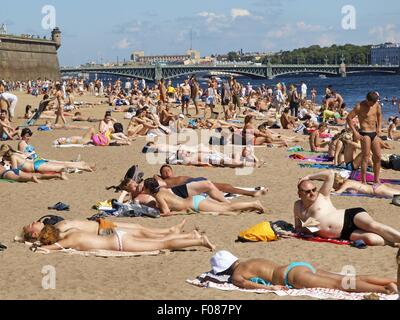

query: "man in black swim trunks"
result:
(347, 92), (383, 184)
(293, 170), (400, 246)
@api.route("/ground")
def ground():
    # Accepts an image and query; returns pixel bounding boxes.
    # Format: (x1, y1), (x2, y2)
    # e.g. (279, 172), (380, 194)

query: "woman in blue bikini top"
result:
(210, 251), (397, 294)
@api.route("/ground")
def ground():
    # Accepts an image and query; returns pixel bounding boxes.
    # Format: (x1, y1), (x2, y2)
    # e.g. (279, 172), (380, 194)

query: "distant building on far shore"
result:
(130, 50), (201, 65)
(371, 43), (400, 66)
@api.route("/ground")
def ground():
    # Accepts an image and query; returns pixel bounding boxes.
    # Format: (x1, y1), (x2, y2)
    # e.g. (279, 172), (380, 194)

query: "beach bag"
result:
(389, 155), (400, 171)
(238, 221), (278, 243)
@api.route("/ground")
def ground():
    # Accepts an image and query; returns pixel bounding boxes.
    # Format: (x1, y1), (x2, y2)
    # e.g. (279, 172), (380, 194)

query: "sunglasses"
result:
(301, 187), (317, 195)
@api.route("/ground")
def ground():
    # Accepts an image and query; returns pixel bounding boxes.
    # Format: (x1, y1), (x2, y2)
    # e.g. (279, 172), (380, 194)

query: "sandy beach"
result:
(0, 92), (399, 300)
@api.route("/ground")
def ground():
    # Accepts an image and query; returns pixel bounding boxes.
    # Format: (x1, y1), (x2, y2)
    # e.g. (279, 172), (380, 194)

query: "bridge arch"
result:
(272, 70), (338, 78)
(162, 68), (266, 80)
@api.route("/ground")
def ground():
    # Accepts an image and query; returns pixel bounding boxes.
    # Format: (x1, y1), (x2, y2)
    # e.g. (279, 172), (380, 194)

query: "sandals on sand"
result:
(351, 240), (368, 249)
(0, 243), (7, 251)
(48, 202), (70, 211)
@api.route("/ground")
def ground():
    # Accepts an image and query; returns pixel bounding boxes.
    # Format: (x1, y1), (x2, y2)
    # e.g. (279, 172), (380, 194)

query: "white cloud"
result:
(316, 34), (336, 47)
(266, 24), (294, 39)
(296, 21), (324, 32)
(369, 24), (400, 43)
(197, 11), (229, 32)
(114, 38), (131, 49)
(231, 8), (251, 19)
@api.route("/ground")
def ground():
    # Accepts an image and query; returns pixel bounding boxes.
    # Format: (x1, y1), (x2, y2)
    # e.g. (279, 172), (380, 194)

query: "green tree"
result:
(227, 51), (240, 62)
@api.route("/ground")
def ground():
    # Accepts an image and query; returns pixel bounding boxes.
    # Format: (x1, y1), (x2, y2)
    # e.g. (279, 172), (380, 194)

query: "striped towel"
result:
(187, 272), (399, 300)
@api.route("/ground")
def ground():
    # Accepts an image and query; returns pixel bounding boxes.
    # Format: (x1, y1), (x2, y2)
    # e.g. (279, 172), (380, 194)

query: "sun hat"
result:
(210, 250), (239, 274)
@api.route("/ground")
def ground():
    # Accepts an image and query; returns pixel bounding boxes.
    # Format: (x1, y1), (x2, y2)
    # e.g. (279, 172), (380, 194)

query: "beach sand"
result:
(0, 92), (399, 300)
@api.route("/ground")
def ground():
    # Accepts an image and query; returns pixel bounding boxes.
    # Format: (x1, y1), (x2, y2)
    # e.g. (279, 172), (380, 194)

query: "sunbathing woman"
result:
(388, 117), (400, 141)
(127, 109), (159, 137)
(333, 174), (400, 199)
(53, 127), (130, 147)
(0, 162), (67, 182)
(210, 251), (398, 294)
(30, 224), (216, 253)
(242, 115), (289, 147)
(0, 144), (95, 173)
(143, 178), (265, 216)
(22, 218), (199, 242)
(172, 147), (261, 168)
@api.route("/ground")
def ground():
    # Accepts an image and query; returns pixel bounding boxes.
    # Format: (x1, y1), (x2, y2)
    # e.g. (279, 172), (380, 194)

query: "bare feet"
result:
(60, 172), (69, 181)
(201, 235), (216, 251)
(192, 230), (202, 239)
(253, 187), (269, 198)
(384, 283), (398, 294)
(254, 200), (266, 214)
(31, 176), (40, 184)
(171, 219), (187, 234)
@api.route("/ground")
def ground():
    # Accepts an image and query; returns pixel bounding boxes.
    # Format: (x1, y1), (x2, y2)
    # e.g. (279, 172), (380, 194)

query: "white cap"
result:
(179, 114), (185, 119)
(210, 250), (239, 274)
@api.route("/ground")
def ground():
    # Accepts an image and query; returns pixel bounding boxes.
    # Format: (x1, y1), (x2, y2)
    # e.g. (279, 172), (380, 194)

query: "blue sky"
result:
(1, 0), (400, 66)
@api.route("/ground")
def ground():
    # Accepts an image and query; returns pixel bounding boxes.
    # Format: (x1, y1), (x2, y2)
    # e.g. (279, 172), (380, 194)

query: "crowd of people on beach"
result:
(1, 74), (400, 297)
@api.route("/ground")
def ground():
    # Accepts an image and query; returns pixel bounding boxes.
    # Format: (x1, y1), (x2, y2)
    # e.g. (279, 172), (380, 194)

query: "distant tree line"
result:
(262, 44), (372, 65)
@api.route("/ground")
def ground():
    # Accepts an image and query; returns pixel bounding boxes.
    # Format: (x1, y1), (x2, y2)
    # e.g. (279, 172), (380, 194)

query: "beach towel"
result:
(293, 234), (352, 246)
(0, 179), (16, 183)
(290, 154), (330, 162)
(187, 272), (398, 300)
(289, 154), (333, 163)
(23, 240), (164, 258)
(349, 171), (400, 185)
(331, 192), (391, 199)
(53, 144), (94, 148)
(299, 163), (374, 172)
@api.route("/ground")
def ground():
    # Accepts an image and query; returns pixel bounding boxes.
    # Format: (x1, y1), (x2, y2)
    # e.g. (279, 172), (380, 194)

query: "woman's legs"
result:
(198, 198), (265, 214)
(122, 234), (215, 252)
(290, 268), (397, 293)
(376, 185), (400, 198)
(127, 230), (201, 241)
(39, 161), (94, 173)
(115, 220), (186, 235)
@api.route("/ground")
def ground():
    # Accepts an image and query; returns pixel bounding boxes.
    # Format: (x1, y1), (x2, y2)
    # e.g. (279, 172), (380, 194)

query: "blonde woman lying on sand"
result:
(0, 144), (95, 173)
(143, 178), (265, 216)
(29, 224), (215, 253)
(22, 218), (195, 243)
(333, 173), (400, 199)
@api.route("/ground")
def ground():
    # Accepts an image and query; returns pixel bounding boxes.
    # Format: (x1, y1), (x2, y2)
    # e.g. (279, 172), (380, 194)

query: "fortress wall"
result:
(0, 37), (61, 81)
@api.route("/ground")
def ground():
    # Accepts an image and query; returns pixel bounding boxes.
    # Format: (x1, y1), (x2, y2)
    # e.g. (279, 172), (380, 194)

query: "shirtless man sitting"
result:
(157, 165), (268, 198)
(294, 170), (400, 246)
(143, 178), (265, 216)
(209, 250), (397, 294)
